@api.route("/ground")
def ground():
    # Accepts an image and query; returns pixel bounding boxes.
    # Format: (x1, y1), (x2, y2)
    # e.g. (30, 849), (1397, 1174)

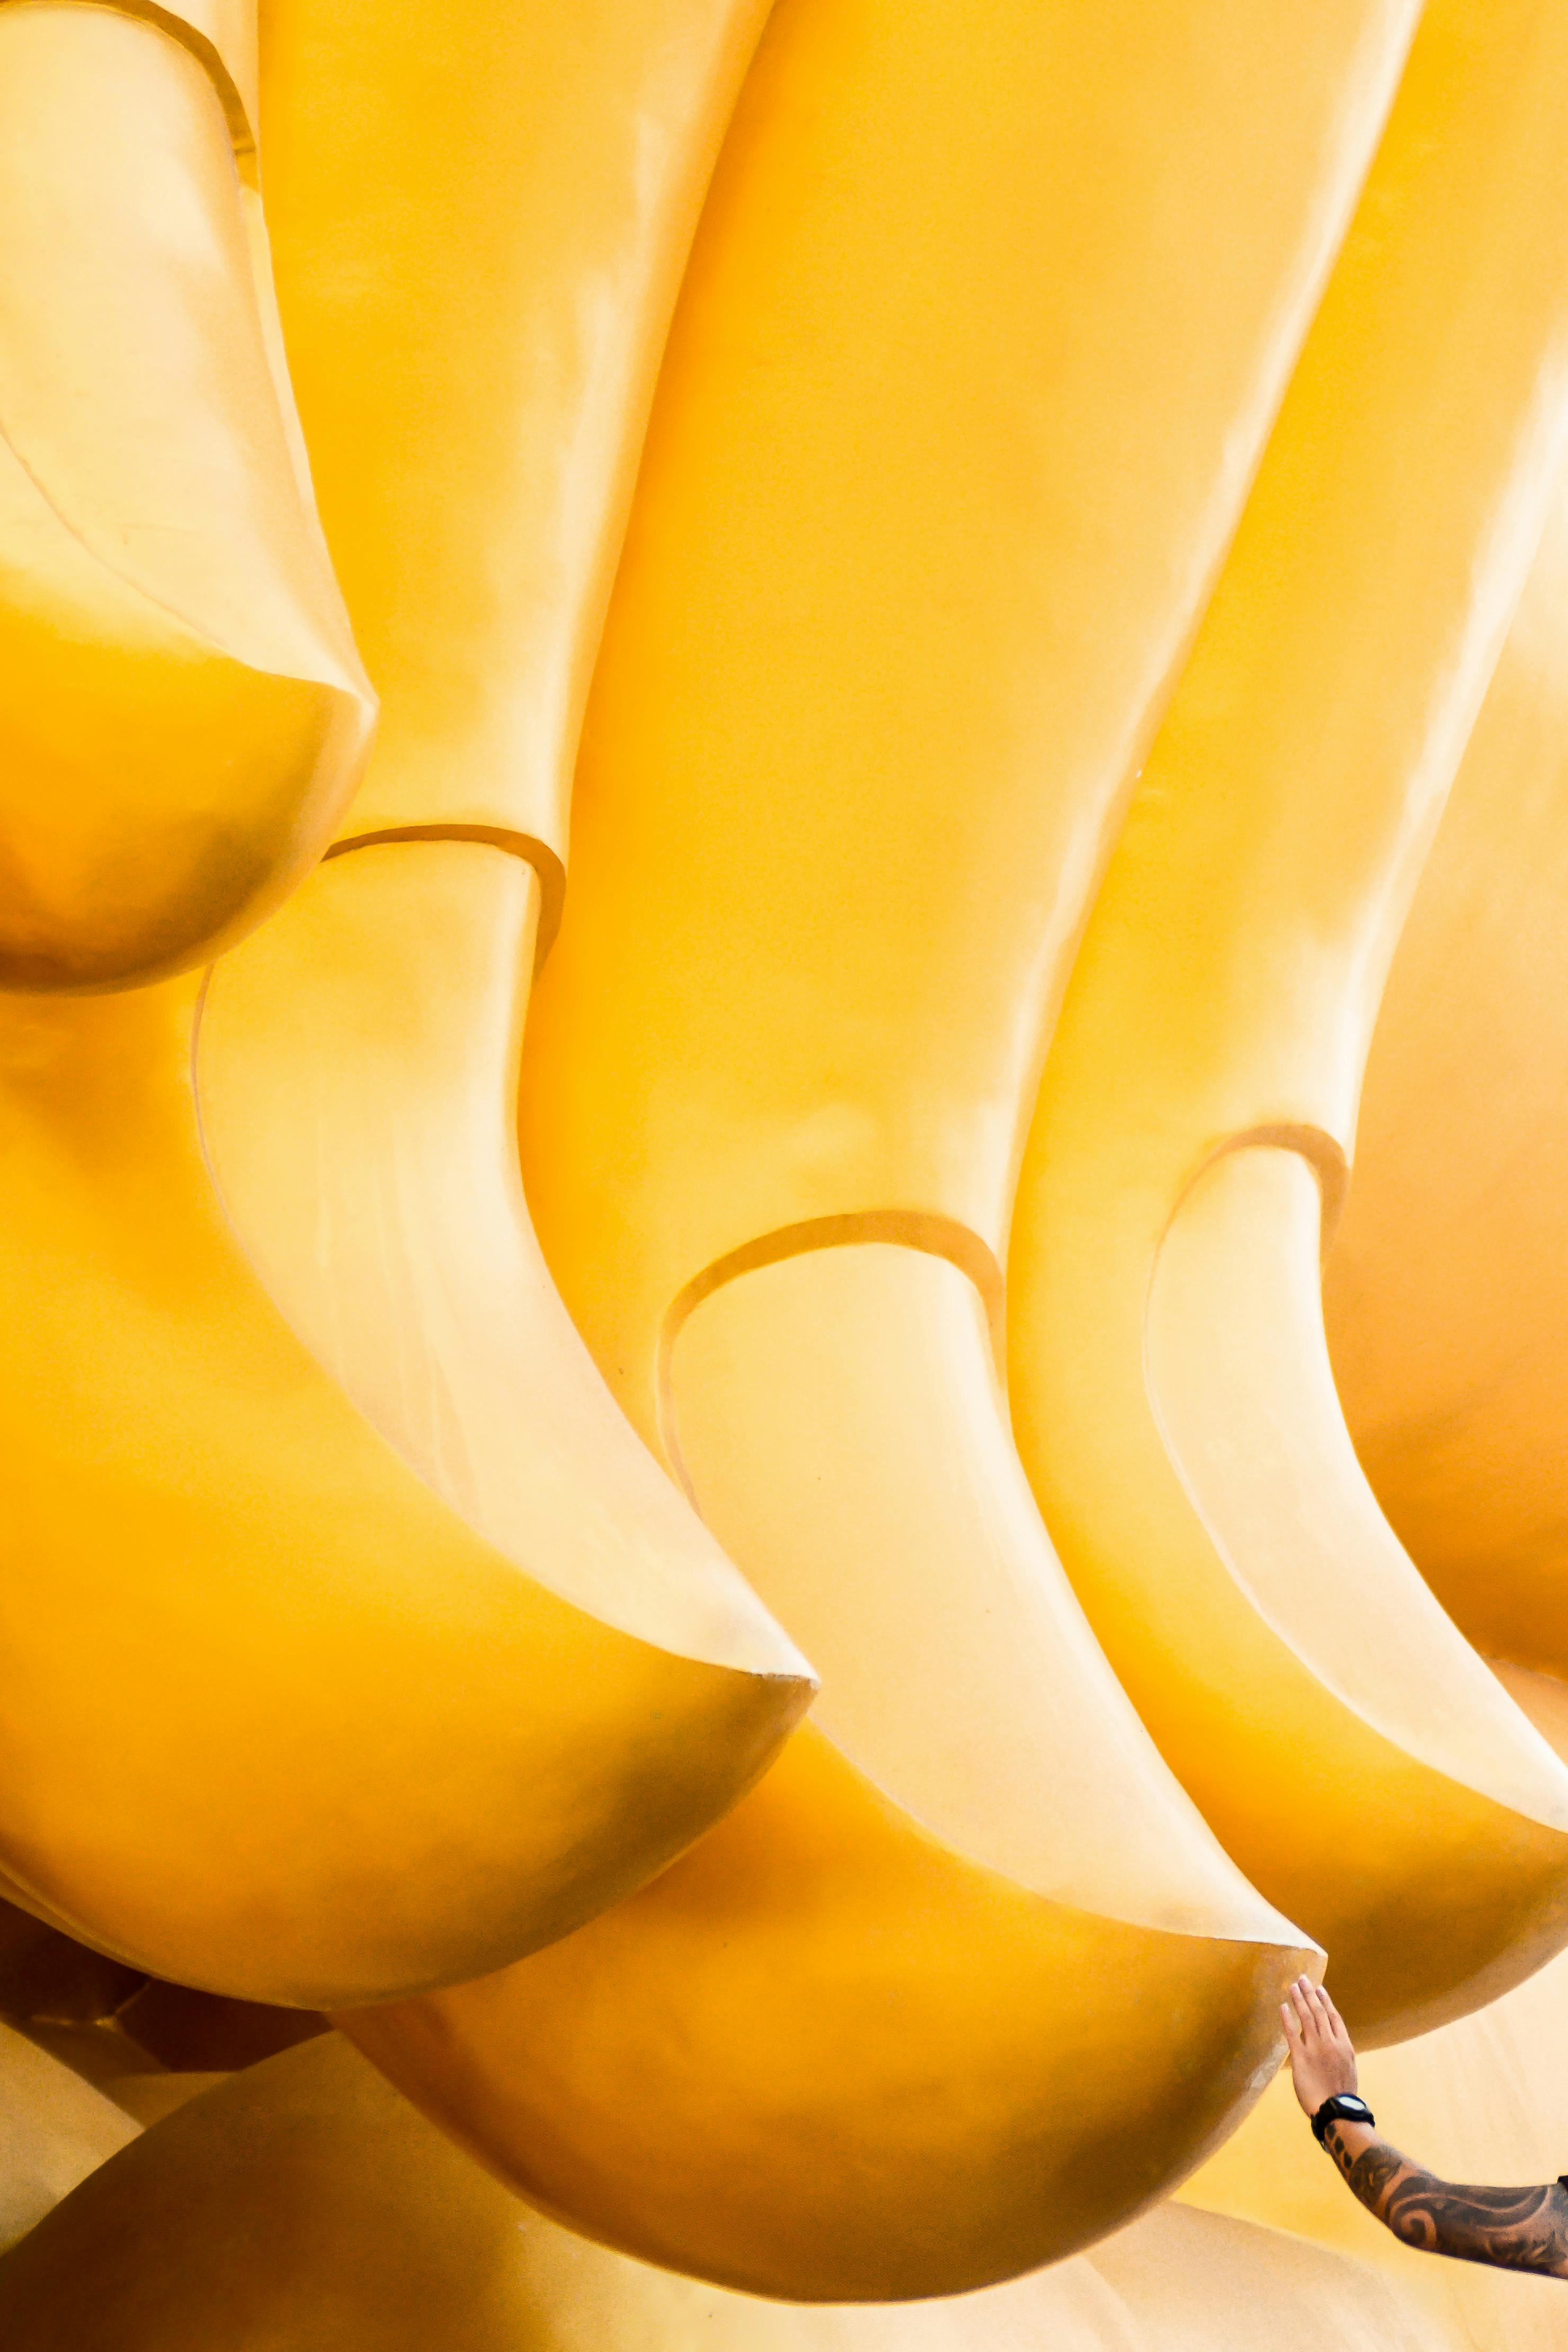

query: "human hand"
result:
(1282, 1975), (1358, 2116)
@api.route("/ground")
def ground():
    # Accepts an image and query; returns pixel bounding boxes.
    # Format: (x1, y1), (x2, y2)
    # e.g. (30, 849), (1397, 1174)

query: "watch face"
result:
(1335, 2098), (1370, 2116)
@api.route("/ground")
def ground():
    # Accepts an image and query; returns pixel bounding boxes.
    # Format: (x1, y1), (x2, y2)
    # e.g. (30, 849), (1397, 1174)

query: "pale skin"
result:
(1282, 1974), (1568, 2279)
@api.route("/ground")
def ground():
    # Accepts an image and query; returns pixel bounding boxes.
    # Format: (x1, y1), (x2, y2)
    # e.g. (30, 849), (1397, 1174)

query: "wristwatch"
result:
(1312, 2093), (1376, 2145)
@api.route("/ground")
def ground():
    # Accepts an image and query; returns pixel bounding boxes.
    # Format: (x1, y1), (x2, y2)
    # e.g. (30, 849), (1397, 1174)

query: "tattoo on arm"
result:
(1324, 2125), (1568, 2278)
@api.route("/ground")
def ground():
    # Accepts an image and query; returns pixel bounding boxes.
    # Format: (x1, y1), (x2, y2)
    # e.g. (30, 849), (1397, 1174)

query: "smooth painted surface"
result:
(520, 0), (1419, 1448)
(0, 4), (370, 988)
(0, 940), (807, 2002)
(0, 2034), (1449, 2352)
(1326, 471), (1568, 1676)
(8, 0), (1568, 2333)
(343, 1247), (1306, 2300)
(198, 846), (799, 1673)
(1009, 0), (1568, 2042)
(259, 0), (772, 852)
(333, 0), (1472, 2295)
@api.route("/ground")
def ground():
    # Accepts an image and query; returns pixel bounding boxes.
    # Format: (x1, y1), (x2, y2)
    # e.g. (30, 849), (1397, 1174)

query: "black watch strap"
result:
(1312, 2093), (1375, 2146)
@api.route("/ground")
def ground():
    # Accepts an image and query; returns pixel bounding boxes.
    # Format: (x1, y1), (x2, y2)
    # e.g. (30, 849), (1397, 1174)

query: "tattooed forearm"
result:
(1324, 2126), (1568, 2278)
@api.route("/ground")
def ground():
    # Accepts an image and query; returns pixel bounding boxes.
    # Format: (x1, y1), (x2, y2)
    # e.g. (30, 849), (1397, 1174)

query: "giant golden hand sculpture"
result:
(1, 0), (1567, 2345)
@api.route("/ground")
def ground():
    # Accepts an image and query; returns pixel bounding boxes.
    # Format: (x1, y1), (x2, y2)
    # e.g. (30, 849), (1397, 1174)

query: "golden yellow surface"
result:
(1008, 0), (1568, 2044)
(0, 2032), (1450, 2352)
(6, 0), (1568, 2337)
(11, 2), (266, 145)
(0, 0), (824, 2011)
(258, 0), (771, 856)
(0, 2), (371, 988)
(320, 0), (1450, 2297)
(0, 879), (807, 2000)
(1326, 470), (1568, 1676)
(198, 845), (806, 1690)
(520, 0), (1418, 1419)
(344, 1724), (1307, 2300)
